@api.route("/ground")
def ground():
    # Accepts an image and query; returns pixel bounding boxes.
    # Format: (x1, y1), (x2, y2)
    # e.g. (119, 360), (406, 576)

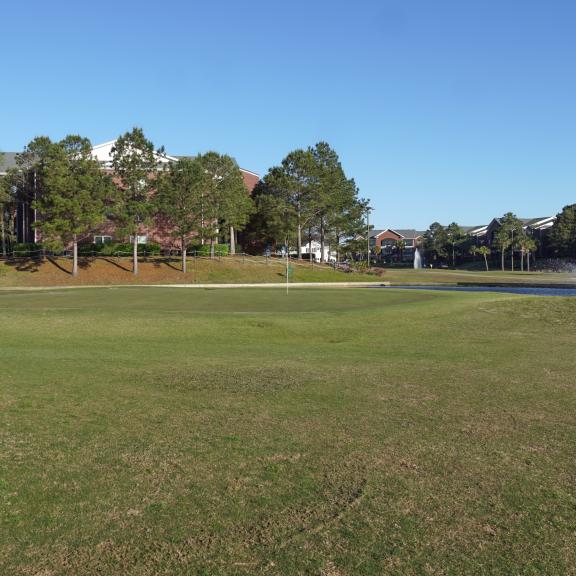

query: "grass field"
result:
(0, 257), (376, 287)
(1, 287), (576, 575)
(1, 256), (576, 287)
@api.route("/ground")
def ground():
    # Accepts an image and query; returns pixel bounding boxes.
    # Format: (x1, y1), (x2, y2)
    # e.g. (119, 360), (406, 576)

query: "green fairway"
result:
(1, 288), (575, 575)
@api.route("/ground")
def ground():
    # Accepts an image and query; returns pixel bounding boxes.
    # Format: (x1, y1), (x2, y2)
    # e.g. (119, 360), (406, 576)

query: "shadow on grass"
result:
(150, 257), (182, 272)
(99, 257), (132, 273)
(46, 257), (72, 275)
(4, 258), (42, 273)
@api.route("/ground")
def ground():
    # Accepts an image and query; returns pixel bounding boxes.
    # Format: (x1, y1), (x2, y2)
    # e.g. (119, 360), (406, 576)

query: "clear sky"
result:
(1, 0), (574, 229)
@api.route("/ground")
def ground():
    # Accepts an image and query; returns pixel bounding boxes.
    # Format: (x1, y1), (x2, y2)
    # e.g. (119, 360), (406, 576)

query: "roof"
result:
(488, 216), (556, 231)
(368, 228), (425, 240)
(462, 225), (489, 236)
(175, 155), (259, 178)
(92, 140), (178, 166)
(0, 152), (18, 175)
(0, 146), (259, 180)
(392, 229), (425, 239)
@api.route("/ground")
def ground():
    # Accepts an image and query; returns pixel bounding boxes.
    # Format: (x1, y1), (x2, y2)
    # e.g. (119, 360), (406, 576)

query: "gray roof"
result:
(369, 228), (424, 239)
(393, 229), (425, 239)
(461, 225), (487, 233)
(0, 152), (18, 174)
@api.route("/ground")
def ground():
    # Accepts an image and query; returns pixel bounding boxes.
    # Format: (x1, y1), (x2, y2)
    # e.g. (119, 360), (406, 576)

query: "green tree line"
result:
(1, 131), (365, 275)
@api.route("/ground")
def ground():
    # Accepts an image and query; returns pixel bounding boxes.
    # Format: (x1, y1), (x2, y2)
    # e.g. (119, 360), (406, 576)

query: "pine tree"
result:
(197, 152), (253, 257)
(549, 204), (576, 257)
(34, 136), (111, 276)
(110, 128), (162, 275)
(155, 157), (204, 273)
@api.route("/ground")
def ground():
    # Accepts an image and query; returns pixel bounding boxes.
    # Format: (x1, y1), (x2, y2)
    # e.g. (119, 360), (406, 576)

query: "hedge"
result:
(12, 243), (44, 257)
(188, 243), (229, 256)
(78, 243), (162, 256)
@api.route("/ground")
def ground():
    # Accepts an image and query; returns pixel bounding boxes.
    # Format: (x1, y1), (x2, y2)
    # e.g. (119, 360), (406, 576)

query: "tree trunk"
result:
(182, 236), (187, 273)
(210, 237), (215, 259)
(230, 226), (236, 255)
(133, 234), (139, 275)
(501, 249), (505, 271)
(72, 237), (78, 277)
(296, 202), (302, 259)
(527, 252), (531, 272)
(308, 227), (313, 267)
(320, 218), (325, 263)
(520, 249), (524, 272)
(452, 245), (455, 267)
(484, 254), (489, 271)
(511, 248), (514, 272)
(1, 211), (6, 258)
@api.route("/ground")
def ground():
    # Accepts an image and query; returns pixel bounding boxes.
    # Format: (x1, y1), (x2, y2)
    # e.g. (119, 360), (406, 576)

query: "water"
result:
(413, 248), (423, 269)
(384, 285), (576, 297)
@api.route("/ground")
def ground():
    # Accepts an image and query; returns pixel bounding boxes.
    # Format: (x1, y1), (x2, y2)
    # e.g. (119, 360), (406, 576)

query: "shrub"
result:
(75, 243), (162, 256)
(78, 243), (106, 256)
(98, 243), (162, 256)
(12, 243), (44, 257)
(188, 243), (229, 257)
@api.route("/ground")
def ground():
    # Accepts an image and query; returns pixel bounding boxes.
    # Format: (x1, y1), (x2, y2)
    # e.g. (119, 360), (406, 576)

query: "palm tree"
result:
(520, 237), (537, 272)
(394, 239), (406, 262)
(470, 245), (491, 271)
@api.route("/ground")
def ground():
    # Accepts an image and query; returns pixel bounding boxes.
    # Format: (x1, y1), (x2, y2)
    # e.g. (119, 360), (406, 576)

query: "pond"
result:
(382, 285), (576, 297)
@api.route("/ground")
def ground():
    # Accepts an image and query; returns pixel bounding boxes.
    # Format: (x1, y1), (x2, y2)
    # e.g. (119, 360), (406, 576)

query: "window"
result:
(94, 235), (112, 244)
(129, 235), (148, 244)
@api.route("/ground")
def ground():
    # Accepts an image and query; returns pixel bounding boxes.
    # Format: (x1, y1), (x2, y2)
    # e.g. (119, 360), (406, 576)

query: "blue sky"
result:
(1, 0), (574, 229)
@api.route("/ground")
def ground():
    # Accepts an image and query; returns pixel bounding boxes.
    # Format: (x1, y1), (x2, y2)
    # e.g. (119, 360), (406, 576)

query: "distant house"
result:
(356, 228), (425, 262)
(367, 229), (425, 261)
(460, 225), (489, 244)
(299, 240), (336, 262)
(484, 216), (556, 252)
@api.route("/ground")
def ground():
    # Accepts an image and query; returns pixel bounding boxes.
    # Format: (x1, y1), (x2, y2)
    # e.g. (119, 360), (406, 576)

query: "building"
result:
(299, 240), (336, 262)
(367, 228), (425, 261)
(1, 141), (260, 247)
(483, 216), (555, 248)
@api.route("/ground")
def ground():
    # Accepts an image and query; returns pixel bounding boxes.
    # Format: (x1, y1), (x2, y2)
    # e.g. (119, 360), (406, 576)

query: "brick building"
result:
(1, 140), (259, 247)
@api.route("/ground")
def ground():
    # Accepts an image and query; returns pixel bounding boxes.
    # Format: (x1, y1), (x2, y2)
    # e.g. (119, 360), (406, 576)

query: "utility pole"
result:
(366, 205), (373, 267)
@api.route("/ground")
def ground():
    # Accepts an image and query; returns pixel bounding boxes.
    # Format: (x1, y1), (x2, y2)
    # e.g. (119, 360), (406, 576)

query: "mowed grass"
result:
(0, 256), (377, 287)
(2, 256), (576, 287)
(1, 287), (575, 575)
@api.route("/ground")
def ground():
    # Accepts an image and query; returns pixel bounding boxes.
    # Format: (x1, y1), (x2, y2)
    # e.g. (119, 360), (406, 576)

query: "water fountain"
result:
(414, 247), (423, 269)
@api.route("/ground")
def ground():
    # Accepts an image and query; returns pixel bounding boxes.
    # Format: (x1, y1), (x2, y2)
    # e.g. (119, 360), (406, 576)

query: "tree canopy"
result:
(33, 135), (112, 275)
(110, 128), (162, 274)
(549, 204), (576, 257)
(247, 142), (365, 260)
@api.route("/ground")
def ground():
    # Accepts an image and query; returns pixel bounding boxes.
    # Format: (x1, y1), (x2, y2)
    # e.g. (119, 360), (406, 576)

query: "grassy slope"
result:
(0, 256), (376, 286)
(2, 257), (576, 287)
(1, 287), (575, 575)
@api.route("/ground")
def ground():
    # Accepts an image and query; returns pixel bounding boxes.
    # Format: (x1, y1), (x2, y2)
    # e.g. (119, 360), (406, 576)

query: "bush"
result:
(76, 243), (162, 257)
(12, 243), (44, 257)
(78, 243), (106, 256)
(188, 243), (229, 257)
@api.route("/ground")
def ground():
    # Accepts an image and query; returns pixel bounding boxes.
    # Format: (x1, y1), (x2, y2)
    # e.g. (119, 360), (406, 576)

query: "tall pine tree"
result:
(110, 128), (162, 275)
(35, 136), (111, 276)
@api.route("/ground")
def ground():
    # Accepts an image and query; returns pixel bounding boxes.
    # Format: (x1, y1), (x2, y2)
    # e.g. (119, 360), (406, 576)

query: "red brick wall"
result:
(374, 230), (401, 247)
(241, 170), (259, 193)
(85, 167), (260, 248)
